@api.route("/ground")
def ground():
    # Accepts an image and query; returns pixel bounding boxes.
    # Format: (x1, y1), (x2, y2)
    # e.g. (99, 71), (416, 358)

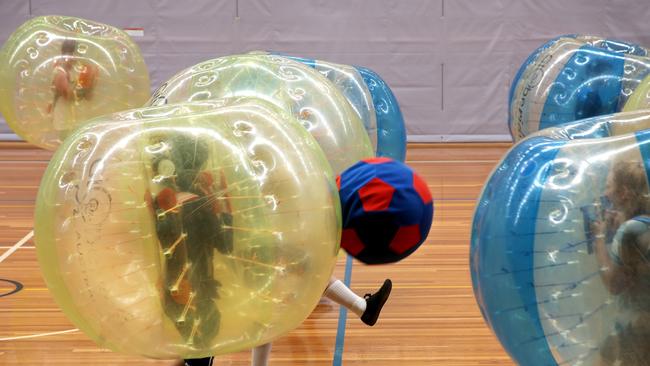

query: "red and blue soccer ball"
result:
(336, 157), (434, 264)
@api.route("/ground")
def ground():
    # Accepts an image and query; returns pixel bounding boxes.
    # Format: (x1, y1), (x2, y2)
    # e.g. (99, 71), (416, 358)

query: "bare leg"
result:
(251, 342), (272, 366)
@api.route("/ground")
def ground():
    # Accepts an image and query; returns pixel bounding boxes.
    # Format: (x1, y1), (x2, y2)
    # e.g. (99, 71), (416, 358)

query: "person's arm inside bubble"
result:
(592, 217), (638, 295)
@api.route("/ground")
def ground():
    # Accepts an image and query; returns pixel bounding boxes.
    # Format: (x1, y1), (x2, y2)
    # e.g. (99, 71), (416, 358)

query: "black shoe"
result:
(360, 279), (392, 326)
(184, 357), (215, 366)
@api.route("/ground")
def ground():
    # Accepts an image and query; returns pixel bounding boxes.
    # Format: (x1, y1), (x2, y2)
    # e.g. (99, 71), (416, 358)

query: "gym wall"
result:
(0, 0), (648, 142)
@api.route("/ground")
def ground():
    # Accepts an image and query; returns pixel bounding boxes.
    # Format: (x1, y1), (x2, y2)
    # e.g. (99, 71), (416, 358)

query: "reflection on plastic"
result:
(265, 53), (378, 152)
(0, 15), (150, 150)
(354, 66), (406, 162)
(623, 73), (650, 112)
(262, 52), (406, 161)
(472, 109), (650, 365)
(34, 98), (340, 358)
(146, 54), (373, 175)
(509, 35), (650, 141)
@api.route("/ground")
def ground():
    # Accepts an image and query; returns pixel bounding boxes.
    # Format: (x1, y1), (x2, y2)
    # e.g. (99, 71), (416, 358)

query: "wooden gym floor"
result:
(0, 142), (514, 365)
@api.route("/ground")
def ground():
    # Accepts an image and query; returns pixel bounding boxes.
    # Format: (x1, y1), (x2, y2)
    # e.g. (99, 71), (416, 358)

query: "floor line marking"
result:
(332, 254), (353, 366)
(0, 328), (79, 341)
(0, 230), (33, 264)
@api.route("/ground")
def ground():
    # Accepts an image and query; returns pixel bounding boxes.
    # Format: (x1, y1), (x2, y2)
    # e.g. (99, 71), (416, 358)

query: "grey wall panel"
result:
(155, 0), (235, 54)
(444, 52), (510, 138)
(0, 0), (30, 134)
(237, 0), (440, 55)
(604, 1), (650, 47)
(29, 0), (157, 53)
(0, 0), (649, 142)
(238, 0), (443, 140)
(0, 0), (30, 43)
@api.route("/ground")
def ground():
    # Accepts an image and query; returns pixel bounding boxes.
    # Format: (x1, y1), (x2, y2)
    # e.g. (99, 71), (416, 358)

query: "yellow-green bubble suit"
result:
(34, 97), (340, 359)
(623, 73), (650, 112)
(0, 15), (150, 150)
(147, 54), (373, 175)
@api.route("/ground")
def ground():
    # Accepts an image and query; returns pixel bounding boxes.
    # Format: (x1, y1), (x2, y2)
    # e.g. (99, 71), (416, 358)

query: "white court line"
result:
(0, 230), (78, 343)
(0, 230), (34, 264)
(0, 328), (79, 341)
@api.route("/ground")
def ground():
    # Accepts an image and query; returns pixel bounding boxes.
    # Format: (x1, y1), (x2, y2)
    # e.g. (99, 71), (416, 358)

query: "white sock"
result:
(323, 277), (366, 317)
(251, 342), (272, 366)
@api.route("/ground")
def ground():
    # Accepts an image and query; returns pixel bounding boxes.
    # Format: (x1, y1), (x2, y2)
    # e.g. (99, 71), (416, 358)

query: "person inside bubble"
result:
(180, 276), (391, 366)
(590, 159), (650, 365)
(47, 38), (98, 128)
(148, 134), (233, 351)
(150, 135), (391, 366)
(179, 248), (391, 366)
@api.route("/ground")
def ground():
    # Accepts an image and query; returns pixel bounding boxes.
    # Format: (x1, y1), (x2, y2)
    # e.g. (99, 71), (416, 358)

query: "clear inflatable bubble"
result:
(267, 53), (407, 162)
(531, 109), (650, 140)
(0, 15), (150, 150)
(34, 98), (340, 359)
(147, 54), (373, 175)
(263, 53), (378, 152)
(472, 109), (650, 365)
(509, 35), (650, 141)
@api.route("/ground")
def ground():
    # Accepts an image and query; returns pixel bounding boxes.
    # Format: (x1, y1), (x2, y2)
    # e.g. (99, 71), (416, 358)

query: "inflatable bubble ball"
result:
(146, 53), (373, 175)
(472, 109), (650, 365)
(0, 15), (150, 150)
(509, 34), (650, 141)
(34, 97), (340, 359)
(268, 53), (407, 162)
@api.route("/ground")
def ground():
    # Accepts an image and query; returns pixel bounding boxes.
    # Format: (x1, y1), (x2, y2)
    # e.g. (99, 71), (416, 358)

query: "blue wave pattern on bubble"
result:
(599, 39), (648, 57)
(354, 66), (406, 162)
(539, 45), (625, 130)
(273, 52), (398, 158)
(508, 35), (572, 122)
(473, 114), (650, 365)
(509, 35), (650, 140)
(273, 53), (407, 162)
(268, 53), (406, 161)
(509, 35), (647, 108)
(471, 136), (564, 366)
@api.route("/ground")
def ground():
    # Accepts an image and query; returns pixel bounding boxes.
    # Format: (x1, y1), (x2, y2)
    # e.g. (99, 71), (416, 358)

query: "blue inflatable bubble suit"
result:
(268, 53), (407, 162)
(355, 65), (407, 162)
(472, 109), (650, 365)
(509, 35), (650, 141)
